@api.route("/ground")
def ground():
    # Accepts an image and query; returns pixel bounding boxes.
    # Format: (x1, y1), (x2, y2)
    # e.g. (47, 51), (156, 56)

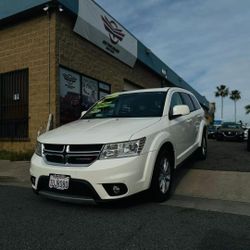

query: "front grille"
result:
(37, 176), (100, 199)
(223, 131), (236, 137)
(43, 144), (103, 166)
(45, 154), (64, 164)
(44, 144), (65, 152)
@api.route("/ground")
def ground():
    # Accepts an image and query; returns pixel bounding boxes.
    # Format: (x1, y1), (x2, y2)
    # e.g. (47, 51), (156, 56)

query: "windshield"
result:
(82, 92), (167, 119)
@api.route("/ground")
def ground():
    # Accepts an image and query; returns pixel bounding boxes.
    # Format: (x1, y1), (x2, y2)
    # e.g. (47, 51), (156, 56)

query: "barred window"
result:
(0, 69), (29, 139)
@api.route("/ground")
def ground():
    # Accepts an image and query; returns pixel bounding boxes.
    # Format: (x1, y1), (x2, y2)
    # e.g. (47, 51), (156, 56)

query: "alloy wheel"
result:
(158, 157), (171, 194)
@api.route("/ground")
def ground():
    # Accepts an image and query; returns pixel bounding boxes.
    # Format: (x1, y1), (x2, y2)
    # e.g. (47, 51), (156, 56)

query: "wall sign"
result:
(59, 67), (111, 124)
(82, 76), (98, 110)
(59, 67), (81, 124)
(73, 0), (138, 67)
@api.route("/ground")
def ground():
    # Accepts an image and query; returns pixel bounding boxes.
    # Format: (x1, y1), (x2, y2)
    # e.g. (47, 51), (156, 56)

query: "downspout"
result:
(43, 4), (52, 132)
(43, 4), (51, 114)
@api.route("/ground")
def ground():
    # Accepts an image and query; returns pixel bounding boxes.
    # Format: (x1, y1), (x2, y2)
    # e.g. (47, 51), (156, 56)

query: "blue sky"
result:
(95, 0), (250, 124)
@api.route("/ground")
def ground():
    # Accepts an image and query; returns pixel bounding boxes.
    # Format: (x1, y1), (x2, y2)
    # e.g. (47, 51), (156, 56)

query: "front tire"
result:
(150, 148), (173, 202)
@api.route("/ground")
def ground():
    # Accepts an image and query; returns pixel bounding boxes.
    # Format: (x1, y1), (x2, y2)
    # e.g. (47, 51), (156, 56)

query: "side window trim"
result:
(189, 94), (201, 111)
(168, 91), (184, 119)
(180, 92), (195, 113)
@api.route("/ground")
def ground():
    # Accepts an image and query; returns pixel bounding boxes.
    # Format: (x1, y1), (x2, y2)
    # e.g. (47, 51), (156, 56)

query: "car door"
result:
(167, 91), (190, 160)
(189, 94), (203, 143)
(179, 92), (196, 147)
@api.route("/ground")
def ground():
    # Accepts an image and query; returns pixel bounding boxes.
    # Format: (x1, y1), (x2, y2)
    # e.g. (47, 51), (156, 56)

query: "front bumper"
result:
(217, 133), (244, 141)
(30, 151), (157, 202)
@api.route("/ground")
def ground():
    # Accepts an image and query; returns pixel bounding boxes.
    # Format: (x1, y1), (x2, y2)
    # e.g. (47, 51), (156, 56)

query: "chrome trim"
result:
(66, 153), (100, 157)
(67, 150), (101, 154)
(42, 144), (103, 166)
(43, 145), (65, 153)
(42, 159), (90, 167)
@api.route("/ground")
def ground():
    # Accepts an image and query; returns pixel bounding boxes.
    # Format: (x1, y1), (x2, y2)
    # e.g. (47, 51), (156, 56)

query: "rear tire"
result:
(197, 132), (207, 160)
(150, 148), (173, 202)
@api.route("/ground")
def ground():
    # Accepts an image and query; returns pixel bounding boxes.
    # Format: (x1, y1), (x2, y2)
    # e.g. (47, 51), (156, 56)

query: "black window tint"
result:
(180, 93), (195, 112)
(190, 94), (201, 110)
(169, 92), (183, 116)
(0, 69), (29, 139)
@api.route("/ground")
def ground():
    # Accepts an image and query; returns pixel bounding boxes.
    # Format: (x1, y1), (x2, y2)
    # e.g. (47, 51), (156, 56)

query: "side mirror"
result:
(172, 105), (190, 118)
(80, 111), (87, 118)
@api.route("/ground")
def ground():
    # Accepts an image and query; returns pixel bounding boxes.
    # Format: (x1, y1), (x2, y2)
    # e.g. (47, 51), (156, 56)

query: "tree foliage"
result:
(215, 84), (229, 119)
(245, 105), (250, 114)
(230, 90), (241, 101)
(215, 85), (229, 98)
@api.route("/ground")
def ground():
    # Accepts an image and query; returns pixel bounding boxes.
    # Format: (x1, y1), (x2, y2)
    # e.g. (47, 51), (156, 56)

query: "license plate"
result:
(49, 174), (70, 190)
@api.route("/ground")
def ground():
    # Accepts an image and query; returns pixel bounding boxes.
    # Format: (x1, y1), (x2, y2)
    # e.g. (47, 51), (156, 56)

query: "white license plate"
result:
(49, 174), (70, 190)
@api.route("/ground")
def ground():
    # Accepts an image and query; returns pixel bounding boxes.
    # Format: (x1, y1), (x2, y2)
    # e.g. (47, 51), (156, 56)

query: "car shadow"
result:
(171, 155), (195, 194)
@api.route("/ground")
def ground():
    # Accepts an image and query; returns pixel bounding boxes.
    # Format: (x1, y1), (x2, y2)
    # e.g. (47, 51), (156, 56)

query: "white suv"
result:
(30, 87), (207, 203)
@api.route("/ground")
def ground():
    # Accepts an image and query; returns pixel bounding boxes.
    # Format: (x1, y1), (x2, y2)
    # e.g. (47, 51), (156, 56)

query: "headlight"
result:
(35, 141), (43, 156)
(99, 137), (146, 159)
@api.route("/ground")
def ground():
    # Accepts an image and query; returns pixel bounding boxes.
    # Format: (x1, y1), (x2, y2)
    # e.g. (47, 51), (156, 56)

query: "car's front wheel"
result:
(150, 148), (173, 202)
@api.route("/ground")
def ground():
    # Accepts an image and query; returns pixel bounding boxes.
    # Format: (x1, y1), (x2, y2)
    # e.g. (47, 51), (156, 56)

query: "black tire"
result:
(247, 129), (250, 152)
(197, 132), (207, 160)
(150, 148), (173, 202)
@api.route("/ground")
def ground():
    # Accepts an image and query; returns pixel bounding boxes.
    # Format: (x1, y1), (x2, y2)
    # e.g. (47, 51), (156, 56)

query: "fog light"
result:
(112, 185), (121, 195)
(30, 176), (36, 185)
(103, 183), (128, 196)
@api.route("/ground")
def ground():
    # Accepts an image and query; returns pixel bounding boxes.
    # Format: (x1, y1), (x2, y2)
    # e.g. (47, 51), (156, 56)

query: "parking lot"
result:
(168, 139), (250, 206)
(188, 139), (250, 172)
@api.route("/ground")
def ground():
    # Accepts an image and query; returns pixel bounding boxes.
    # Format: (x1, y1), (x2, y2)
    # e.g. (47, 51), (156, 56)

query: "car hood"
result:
(38, 118), (161, 144)
(219, 128), (243, 132)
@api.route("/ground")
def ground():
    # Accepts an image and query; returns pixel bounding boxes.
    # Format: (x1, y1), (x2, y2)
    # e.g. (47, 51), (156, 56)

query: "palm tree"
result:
(230, 90), (241, 123)
(215, 85), (229, 120)
(245, 105), (250, 114)
(230, 89), (241, 123)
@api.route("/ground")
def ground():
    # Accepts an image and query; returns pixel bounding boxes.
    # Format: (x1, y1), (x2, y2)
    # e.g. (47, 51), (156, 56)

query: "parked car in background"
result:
(216, 122), (244, 142)
(30, 87), (207, 203)
(208, 125), (217, 139)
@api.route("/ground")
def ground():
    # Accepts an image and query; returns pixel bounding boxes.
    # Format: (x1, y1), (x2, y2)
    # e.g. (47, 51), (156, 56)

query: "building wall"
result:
(0, 11), (163, 153)
(56, 13), (162, 125)
(0, 13), (57, 152)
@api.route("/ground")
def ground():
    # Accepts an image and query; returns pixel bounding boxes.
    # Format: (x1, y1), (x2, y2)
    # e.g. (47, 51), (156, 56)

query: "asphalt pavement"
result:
(0, 185), (250, 250)
(1, 141), (250, 249)
(189, 139), (250, 172)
